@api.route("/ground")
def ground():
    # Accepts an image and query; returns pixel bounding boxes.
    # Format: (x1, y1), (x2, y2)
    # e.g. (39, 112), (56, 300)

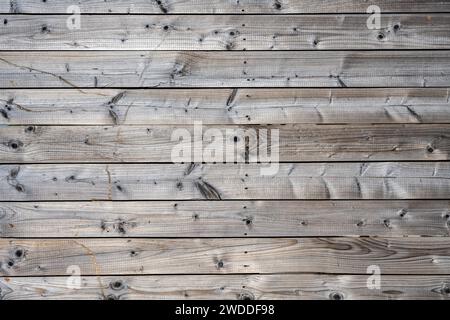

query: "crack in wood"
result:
(194, 180), (222, 200)
(405, 106), (422, 122)
(354, 177), (362, 198)
(154, 0), (168, 13)
(0, 98), (34, 113)
(359, 163), (370, 176)
(226, 89), (238, 107)
(320, 177), (331, 199)
(108, 109), (119, 125)
(0, 109), (8, 120)
(71, 240), (105, 298)
(0, 57), (82, 91)
(107, 91), (127, 106)
(105, 166), (112, 200)
(184, 163), (198, 176)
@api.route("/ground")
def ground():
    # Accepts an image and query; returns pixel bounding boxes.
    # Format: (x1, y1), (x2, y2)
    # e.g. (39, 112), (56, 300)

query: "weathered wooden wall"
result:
(0, 0), (450, 300)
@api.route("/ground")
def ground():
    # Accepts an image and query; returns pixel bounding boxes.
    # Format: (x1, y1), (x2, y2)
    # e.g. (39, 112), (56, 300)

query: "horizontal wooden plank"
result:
(1, 201), (449, 237)
(1, 51), (449, 88)
(1, 274), (450, 300)
(0, 163), (449, 201)
(0, 124), (449, 162)
(1, 89), (450, 125)
(2, 14), (449, 50)
(2, 0), (450, 14)
(2, 237), (450, 275)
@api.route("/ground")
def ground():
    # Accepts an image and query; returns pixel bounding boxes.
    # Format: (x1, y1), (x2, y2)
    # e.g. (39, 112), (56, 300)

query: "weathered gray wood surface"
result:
(2, 238), (450, 276)
(2, 0), (450, 301)
(1, 201), (449, 237)
(2, 0), (450, 14)
(1, 275), (450, 300)
(1, 124), (448, 162)
(1, 51), (450, 88)
(1, 163), (449, 201)
(2, 14), (450, 50)
(1, 89), (450, 125)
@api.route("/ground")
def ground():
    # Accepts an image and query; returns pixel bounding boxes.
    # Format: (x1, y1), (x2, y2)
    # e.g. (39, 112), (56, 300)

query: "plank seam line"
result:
(2, 12), (450, 16)
(2, 160), (450, 164)
(2, 273), (449, 278)
(1, 236), (448, 240)
(2, 49), (450, 52)
(3, 236), (448, 239)
(1, 199), (449, 203)
(2, 272), (450, 277)
(1, 87), (448, 90)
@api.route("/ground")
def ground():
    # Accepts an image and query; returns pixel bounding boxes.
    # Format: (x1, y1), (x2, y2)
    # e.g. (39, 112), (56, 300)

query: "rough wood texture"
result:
(0, 124), (448, 162)
(1, 275), (450, 300)
(2, 14), (450, 50)
(2, 0), (450, 300)
(2, 0), (449, 14)
(1, 89), (450, 125)
(1, 51), (450, 88)
(2, 237), (450, 276)
(1, 201), (449, 238)
(0, 162), (449, 201)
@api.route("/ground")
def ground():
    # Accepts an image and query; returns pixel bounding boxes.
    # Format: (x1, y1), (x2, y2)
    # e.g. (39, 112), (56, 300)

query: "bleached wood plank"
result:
(0, 124), (449, 162)
(0, 163), (449, 201)
(1, 201), (449, 237)
(1, 51), (449, 88)
(2, 238), (450, 276)
(1, 89), (450, 125)
(2, 14), (450, 50)
(2, 0), (449, 14)
(1, 274), (450, 300)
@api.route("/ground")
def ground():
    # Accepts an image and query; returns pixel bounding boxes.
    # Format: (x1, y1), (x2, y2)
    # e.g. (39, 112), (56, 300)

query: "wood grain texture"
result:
(0, 162), (449, 201)
(2, 237), (450, 276)
(2, 14), (450, 50)
(1, 201), (449, 238)
(2, 0), (450, 14)
(2, 0), (450, 300)
(1, 51), (450, 88)
(1, 124), (449, 162)
(1, 275), (450, 300)
(1, 89), (450, 125)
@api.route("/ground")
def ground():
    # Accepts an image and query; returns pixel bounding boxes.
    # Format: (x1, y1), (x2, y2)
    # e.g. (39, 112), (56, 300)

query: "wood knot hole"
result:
(329, 292), (344, 300)
(8, 140), (22, 150)
(442, 286), (450, 295)
(25, 126), (35, 133)
(239, 293), (254, 300)
(110, 280), (124, 291)
(14, 249), (23, 258)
